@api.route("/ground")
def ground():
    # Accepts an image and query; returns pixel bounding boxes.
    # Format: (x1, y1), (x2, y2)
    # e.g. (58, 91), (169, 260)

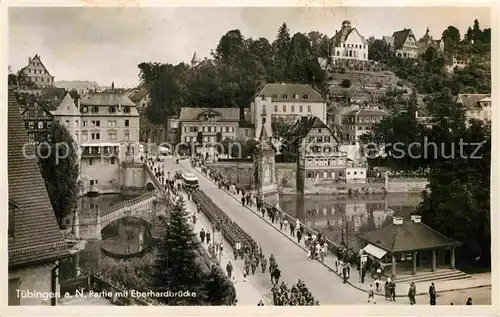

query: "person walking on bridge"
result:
(206, 231), (211, 245)
(261, 256), (267, 273)
(271, 265), (281, 284)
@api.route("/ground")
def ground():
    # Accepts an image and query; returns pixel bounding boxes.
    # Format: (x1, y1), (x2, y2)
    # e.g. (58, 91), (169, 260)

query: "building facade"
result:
(19, 54), (55, 88)
(129, 89), (150, 115)
(251, 83), (327, 138)
(383, 29), (419, 58)
(51, 93), (82, 143)
(78, 92), (140, 194)
(342, 107), (389, 143)
(418, 27), (445, 54)
(331, 20), (369, 64)
(286, 116), (348, 193)
(455, 94), (491, 122)
(8, 89), (69, 306)
(20, 99), (54, 143)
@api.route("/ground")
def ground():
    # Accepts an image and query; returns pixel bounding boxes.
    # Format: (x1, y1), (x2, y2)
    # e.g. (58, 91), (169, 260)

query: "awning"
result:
(363, 243), (387, 259)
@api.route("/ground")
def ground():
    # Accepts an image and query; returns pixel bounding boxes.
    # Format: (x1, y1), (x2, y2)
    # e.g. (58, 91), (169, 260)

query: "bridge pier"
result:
(78, 207), (102, 241)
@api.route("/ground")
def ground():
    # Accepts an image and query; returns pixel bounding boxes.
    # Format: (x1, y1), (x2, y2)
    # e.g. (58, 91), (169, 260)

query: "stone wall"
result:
(120, 164), (147, 191)
(9, 264), (56, 305)
(207, 162), (428, 195)
(386, 177), (428, 194)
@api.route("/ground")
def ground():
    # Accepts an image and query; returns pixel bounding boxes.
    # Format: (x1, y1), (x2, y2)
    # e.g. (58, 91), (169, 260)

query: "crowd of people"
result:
(271, 280), (319, 306)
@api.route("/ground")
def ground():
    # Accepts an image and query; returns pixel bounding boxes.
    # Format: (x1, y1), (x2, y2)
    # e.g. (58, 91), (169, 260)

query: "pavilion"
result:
(356, 215), (461, 277)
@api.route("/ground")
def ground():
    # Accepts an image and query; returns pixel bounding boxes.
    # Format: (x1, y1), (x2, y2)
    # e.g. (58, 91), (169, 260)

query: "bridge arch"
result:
(145, 182), (155, 191)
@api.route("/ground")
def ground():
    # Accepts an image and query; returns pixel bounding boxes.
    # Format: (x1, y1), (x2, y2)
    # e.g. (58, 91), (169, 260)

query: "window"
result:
(65, 120), (70, 127)
(108, 132), (117, 140)
(90, 179), (94, 185)
(245, 129), (249, 137)
(91, 133), (100, 140)
(110, 157), (116, 165)
(125, 132), (130, 141)
(272, 94), (278, 98)
(92, 106), (99, 113)
(262, 105), (266, 113)
(262, 117), (266, 124)
(82, 120), (88, 127)
(91, 120), (100, 127)
(109, 106), (116, 113)
(347, 171), (351, 175)
(8, 278), (20, 306)
(354, 171), (357, 175)
(283, 105), (286, 112)
(229, 126), (234, 133)
(343, 44), (345, 48)
(308, 105), (312, 112)
(28, 134), (35, 141)
(89, 159), (94, 166)
(299, 105), (303, 112)
(185, 136), (190, 143)
(75, 133), (79, 141)
(75, 120), (79, 127)
(291, 105), (295, 113)
(123, 107), (130, 113)
(82, 132), (88, 141)
(283, 94), (288, 99)
(125, 120), (129, 127)
(39, 121), (44, 129)
(274, 105), (278, 112)
(29, 121), (34, 129)
(108, 120), (117, 127)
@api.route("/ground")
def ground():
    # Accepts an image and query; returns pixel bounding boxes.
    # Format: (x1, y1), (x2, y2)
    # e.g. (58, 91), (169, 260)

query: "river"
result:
(60, 194), (154, 279)
(279, 193), (421, 249)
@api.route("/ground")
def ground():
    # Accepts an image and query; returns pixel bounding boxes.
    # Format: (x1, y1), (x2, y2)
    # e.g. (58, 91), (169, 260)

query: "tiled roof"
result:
(456, 94), (490, 109)
(332, 28), (367, 47)
(80, 91), (135, 107)
(345, 109), (389, 117)
(256, 83), (324, 102)
(20, 100), (53, 119)
(392, 29), (414, 50)
(383, 36), (394, 47)
(357, 218), (460, 253)
(287, 116), (338, 145)
(38, 87), (67, 110)
(129, 89), (148, 103)
(51, 93), (81, 116)
(8, 89), (70, 268)
(179, 107), (240, 121)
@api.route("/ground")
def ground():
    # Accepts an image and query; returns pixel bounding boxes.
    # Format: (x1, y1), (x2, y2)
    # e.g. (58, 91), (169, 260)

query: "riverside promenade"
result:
(185, 160), (491, 305)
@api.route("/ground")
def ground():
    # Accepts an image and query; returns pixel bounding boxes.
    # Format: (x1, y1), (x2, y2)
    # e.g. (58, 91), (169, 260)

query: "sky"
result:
(8, 6), (491, 88)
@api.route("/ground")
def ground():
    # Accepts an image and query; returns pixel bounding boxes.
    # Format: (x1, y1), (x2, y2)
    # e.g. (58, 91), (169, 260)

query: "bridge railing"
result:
(144, 163), (163, 189)
(102, 191), (157, 216)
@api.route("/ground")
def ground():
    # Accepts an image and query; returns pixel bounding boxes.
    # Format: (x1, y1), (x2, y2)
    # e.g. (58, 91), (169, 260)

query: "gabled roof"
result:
(51, 93), (81, 116)
(456, 94), (491, 109)
(129, 89), (148, 103)
(20, 54), (53, 77)
(38, 87), (67, 110)
(21, 99), (53, 119)
(256, 83), (324, 102)
(332, 27), (367, 47)
(80, 91), (135, 107)
(345, 108), (389, 117)
(392, 29), (416, 49)
(383, 36), (394, 47)
(357, 218), (460, 253)
(287, 116), (339, 146)
(8, 89), (69, 268)
(179, 107), (240, 121)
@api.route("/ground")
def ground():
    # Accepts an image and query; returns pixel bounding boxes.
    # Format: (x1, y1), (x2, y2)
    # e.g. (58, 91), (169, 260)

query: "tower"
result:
(253, 125), (279, 207)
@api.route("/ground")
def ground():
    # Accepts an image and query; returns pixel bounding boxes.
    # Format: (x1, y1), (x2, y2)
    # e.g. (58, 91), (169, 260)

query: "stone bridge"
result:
(78, 190), (169, 240)
(144, 163), (163, 190)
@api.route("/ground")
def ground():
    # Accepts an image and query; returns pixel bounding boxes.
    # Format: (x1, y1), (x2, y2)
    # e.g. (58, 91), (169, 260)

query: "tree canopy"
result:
(38, 122), (80, 228)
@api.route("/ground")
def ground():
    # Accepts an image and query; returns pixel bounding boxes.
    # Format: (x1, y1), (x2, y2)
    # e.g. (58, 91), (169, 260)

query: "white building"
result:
(250, 83), (327, 137)
(331, 20), (369, 64)
(455, 94), (491, 122)
(51, 93), (82, 143)
(78, 92), (139, 194)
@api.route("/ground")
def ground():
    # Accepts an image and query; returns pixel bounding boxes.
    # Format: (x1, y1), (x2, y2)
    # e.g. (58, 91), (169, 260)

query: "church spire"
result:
(259, 124), (269, 142)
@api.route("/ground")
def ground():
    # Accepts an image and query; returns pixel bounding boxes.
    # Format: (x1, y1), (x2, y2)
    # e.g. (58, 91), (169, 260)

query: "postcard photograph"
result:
(5, 3), (494, 309)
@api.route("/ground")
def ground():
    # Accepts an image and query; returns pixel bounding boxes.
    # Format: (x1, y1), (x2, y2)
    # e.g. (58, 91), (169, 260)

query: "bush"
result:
(340, 79), (351, 88)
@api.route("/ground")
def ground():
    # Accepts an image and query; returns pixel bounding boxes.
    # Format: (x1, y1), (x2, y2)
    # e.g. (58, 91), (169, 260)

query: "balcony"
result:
(81, 146), (119, 157)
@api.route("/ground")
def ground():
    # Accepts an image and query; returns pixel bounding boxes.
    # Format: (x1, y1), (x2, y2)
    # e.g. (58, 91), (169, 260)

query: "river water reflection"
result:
(279, 193), (421, 249)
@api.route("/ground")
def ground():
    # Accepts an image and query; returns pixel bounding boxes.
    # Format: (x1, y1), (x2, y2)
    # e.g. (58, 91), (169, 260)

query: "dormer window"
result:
(283, 94), (288, 99)
(109, 106), (116, 113)
(81, 106), (88, 113)
(295, 94), (299, 99)
(272, 94), (278, 99)
(303, 94), (309, 99)
(123, 107), (130, 113)
(91, 106), (99, 113)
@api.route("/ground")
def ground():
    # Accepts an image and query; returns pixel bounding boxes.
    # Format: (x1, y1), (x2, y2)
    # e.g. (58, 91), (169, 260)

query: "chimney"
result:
(111, 82), (115, 91)
(392, 216), (404, 225)
(411, 215), (422, 223)
(239, 107), (245, 121)
(29, 57), (32, 64)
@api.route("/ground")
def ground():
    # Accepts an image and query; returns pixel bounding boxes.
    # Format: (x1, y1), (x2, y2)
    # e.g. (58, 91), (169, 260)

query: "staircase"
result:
(395, 269), (471, 284)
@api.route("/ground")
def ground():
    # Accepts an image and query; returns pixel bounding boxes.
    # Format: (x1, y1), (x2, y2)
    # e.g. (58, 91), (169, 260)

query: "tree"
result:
(465, 26), (474, 42)
(38, 122), (79, 228)
(472, 19), (482, 43)
(204, 265), (236, 305)
(151, 197), (206, 305)
(368, 39), (392, 63)
(271, 117), (294, 138)
(272, 22), (291, 81)
(442, 26), (461, 49)
(213, 29), (246, 65)
(340, 79), (351, 88)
